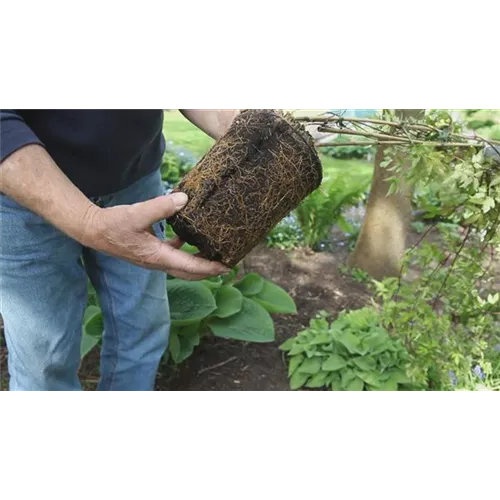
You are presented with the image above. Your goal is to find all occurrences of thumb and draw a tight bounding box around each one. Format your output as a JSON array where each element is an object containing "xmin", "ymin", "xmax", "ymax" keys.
[{"xmin": 132, "ymin": 192, "xmax": 188, "ymax": 227}]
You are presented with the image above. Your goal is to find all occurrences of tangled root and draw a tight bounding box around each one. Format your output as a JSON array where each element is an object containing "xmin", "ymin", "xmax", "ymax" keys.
[{"xmin": 167, "ymin": 109, "xmax": 323, "ymax": 267}]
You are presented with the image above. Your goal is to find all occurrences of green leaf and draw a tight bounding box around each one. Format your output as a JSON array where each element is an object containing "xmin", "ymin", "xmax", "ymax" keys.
[
  {"xmin": 335, "ymin": 331, "xmax": 362, "ymax": 355},
  {"xmin": 341, "ymin": 369, "xmax": 357, "ymax": 389},
  {"xmin": 330, "ymin": 375, "xmax": 342, "ymax": 391},
  {"xmin": 82, "ymin": 306, "xmax": 104, "ymax": 338},
  {"xmin": 298, "ymin": 357, "xmax": 323, "ymax": 375},
  {"xmin": 169, "ymin": 330, "xmax": 181, "ymax": 362},
  {"xmin": 482, "ymin": 196, "xmax": 495, "ymax": 214},
  {"xmin": 80, "ymin": 333, "xmax": 100, "ymax": 359},
  {"xmin": 174, "ymin": 325, "xmax": 201, "ymax": 364},
  {"xmin": 288, "ymin": 343, "xmax": 307, "ymax": 355},
  {"xmin": 252, "ymin": 280, "xmax": 297, "ymax": 314},
  {"xmin": 168, "ymin": 279, "xmax": 217, "ymax": 326},
  {"xmin": 383, "ymin": 370, "xmax": 411, "ymax": 385},
  {"xmin": 322, "ymin": 354, "xmax": 348, "ymax": 372},
  {"xmin": 213, "ymin": 285, "xmax": 243, "ymax": 318},
  {"xmin": 288, "ymin": 355, "xmax": 304, "ymax": 377},
  {"xmin": 356, "ymin": 371, "xmax": 381, "ymax": 388},
  {"xmin": 208, "ymin": 297, "xmax": 275, "ymax": 343},
  {"xmin": 83, "ymin": 305, "xmax": 101, "ymax": 324},
  {"xmin": 234, "ymin": 273, "xmax": 264, "ymax": 296},
  {"xmin": 346, "ymin": 377, "xmax": 365, "ymax": 391},
  {"xmin": 352, "ymin": 356, "xmax": 377, "ymax": 372},
  {"xmin": 201, "ymin": 276, "xmax": 223, "ymax": 291},
  {"xmin": 306, "ymin": 371, "xmax": 329, "ymax": 388},
  {"xmin": 290, "ymin": 371, "xmax": 309, "ymax": 390},
  {"xmin": 310, "ymin": 332, "xmax": 332, "ymax": 345},
  {"xmin": 280, "ymin": 338, "xmax": 296, "ymax": 352},
  {"xmin": 371, "ymin": 379, "xmax": 398, "ymax": 391},
  {"xmin": 81, "ymin": 306, "xmax": 104, "ymax": 358},
  {"xmin": 222, "ymin": 266, "xmax": 239, "ymax": 284}
]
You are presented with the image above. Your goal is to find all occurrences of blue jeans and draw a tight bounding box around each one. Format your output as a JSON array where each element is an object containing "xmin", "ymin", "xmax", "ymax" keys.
[{"xmin": 0, "ymin": 169, "xmax": 170, "ymax": 391}]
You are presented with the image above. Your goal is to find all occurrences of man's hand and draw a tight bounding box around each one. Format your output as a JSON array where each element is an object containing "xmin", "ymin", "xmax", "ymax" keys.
[
  {"xmin": 0, "ymin": 144, "xmax": 229, "ymax": 280},
  {"xmin": 179, "ymin": 109, "xmax": 240, "ymax": 140},
  {"xmin": 84, "ymin": 192, "xmax": 229, "ymax": 280}
]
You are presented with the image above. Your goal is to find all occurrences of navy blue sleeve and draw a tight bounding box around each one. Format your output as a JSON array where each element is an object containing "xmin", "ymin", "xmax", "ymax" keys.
[{"xmin": 0, "ymin": 110, "xmax": 45, "ymax": 163}]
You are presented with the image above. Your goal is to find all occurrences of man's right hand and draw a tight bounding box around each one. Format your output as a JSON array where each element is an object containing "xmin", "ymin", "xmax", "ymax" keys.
[{"xmin": 82, "ymin": 192, "xmax": 229, "ymax": 281}]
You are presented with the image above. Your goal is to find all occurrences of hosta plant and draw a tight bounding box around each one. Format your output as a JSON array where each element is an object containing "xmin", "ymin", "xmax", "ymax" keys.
[
  {"xmin": 81, "ymin": 267, "xmax": 297, "ymax": 365},
  {"xmin": 280, "ymin": 308, "xmax": 413, "ymax": 391}
]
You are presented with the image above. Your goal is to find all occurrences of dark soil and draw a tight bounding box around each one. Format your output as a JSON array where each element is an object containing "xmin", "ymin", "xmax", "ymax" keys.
[
  {"xmin": 0, "ymin": 244, "xmax": 371, "ymax": 391},
  {"xmin": 155, "ymin": 245, "xmax": 370, "ymax": 391}
]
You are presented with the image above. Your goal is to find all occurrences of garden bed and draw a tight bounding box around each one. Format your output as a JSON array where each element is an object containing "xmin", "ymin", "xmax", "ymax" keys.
[
  {"xmin": 0, "ymin": 244, "xmax": 370, "ymax": 392},
  {"xmin": 75, "ymin": 244, "xmax": 371, "ymax": 391}
]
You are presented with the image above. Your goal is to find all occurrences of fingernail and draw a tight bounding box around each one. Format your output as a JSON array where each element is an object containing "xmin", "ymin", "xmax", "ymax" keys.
[{"xmin": 170, "ymin": 192, "xmax": 188, "ymax": 209}]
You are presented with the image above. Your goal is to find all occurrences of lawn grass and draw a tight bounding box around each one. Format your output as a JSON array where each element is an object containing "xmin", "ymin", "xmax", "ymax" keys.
[
  {"xmin": 162, "ymin": 110, "xmax": 215, "ymax": 156},
  {"xmin": 162, "ymin": 110, "xmax": 373, "ymax": 185}
]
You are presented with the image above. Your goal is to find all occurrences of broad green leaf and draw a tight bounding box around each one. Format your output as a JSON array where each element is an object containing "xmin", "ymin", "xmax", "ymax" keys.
[
  {"xmin": 280, "ymin": 338, "xmax": 296, "ymax": 352},
  {"xmin": 352, "ymin": 356, "xmax": 377, "ymax": 372},
  {"xmin": 82, "ymin": 307, "xmax": 104, "ymax": 339},
  {"xmin": 371, "ymin": 379, "xmax": 398, "ymax": 391},
  {"xmin": 305, "ymin": 347, "xmax": 318, "ymax": 358},
  {"xmin": 222, "ymin": 266, "xmax": 239, "ymax": 284},
  {"xmin": 234, "ymin": 273, "xmax": 264, "ymax": 296},
  {"xmin": 174, "ymin": 325, "xmax": 201, "ymax": 364},
  {"xmin": 346, "ymin": 377, "xmax": 364, "ymax": 391},
  {"xmin": 330, "ymin": 375, "xmax": 342, "ymax": 391},
  {"xmin": 169, "ymin": 330, "xmax": 181, "ymax": 362},
  {"xmin": 341, "ymin": 369, "xmax": 357, "ymax": 389},
  {"xmin": 252, "ymin": 280, "xmax": 297, "ymax": 314},
  {"xmin": 306, "ymin": 371, "xmax": 329, "ymax": 388},
  {"xmin": 356, "ymin": 371, "xmax": 381, "ymax": 388},
  {"xmin": 213, "ymin": 285, "xmax": 243, "ymax": 318},
  {"xmin": 168, "ymin": 279, "xmax": 217, "ymax": 325},
  {"xmin": 80, "ymin": 333, "xmax": 100, "ymax": 359},
  {"xmin": 288, "ymin": 355, "xmax": 304, "ymax": 377},
  {"xmin": 290, "ymin": 371, "xmax": 309, "ymax": 390},
  {"xmin": 288, "ymin": 343, "xmax": 307, "ymax": 356},
  {"xmin": 383, "ymin": 370, "xmax": 411, "ymax": 385},
  {"xmin": 322, "ymin": 354, "xmax": 348, "ymax": 372},
  {"xmin": 83, "ymin": 305, "xmax": 101, "ymax": 323},
  {"xmin": 310, "ymin": 332, "xmax": 332, "ymax": 345},
  {"xmin": 208, "ymin": 297, "xmax": 274, "ymax": 343},
  {"xmin": 201, "ymin": 276, "xmax": 223, "ymax": 291},
  {"xmin": 335, "ymin": 331, "xmax": 362, "ymax": 355},
  {"xmin": 298, "ymin": 357, "xmax": 323, "ymax": 375}
]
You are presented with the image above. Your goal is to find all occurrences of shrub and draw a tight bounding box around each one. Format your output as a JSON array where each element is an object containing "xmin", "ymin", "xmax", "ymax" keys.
[{"xmin": 280, "ymin": 308, "xmax": 413, "ymax": 391}]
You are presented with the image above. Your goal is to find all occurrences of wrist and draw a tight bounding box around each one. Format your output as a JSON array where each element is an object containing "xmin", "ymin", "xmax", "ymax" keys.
[{"xmin": 79, "ymin": 203, "xmax": 104, "ymax": 248}]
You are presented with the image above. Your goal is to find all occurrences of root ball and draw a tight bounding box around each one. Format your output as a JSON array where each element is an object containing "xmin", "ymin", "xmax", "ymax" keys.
[{"xmin": 168, "ymin": 109, "xmax": 323, "ymax": 267}]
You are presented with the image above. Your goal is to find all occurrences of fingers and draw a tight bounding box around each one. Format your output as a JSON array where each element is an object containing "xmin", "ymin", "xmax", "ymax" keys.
[
  {"xmin": 132, "ymin": 192, "xmax": 188, "ymax": 227},
  {"xmin": 167, "ymin": 270, "xmax": 212, "ymax": 281},
  {"xmin": 158, "ymin": 245, "xmax": 229, "ymax": 278}
]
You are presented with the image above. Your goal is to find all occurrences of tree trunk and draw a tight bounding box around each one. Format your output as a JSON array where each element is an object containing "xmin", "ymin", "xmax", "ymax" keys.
[{"xmin": 347, "ymin": 109, "xmax": 425, "ymax": 280}]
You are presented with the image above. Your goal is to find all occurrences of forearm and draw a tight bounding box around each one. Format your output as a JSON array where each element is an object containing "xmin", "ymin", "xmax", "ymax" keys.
[
  {"xmin": 179, "ymin": 109, "xmax": 240, "ymax": 140},
  {"xmin": 0, "ymin": 144, "xmax": 98, "ymax": 245}
]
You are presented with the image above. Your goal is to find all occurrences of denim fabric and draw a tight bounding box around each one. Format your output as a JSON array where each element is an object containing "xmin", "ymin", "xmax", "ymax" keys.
[{"xmin": 0, "ymin": 169, "xmax": 170, "ymax": 391}]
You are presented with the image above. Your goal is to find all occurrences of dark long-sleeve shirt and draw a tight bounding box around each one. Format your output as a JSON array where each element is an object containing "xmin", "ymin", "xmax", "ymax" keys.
[{"xmin": 0, "ymin": 110, "xmax": 165, "ymax": 197}]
